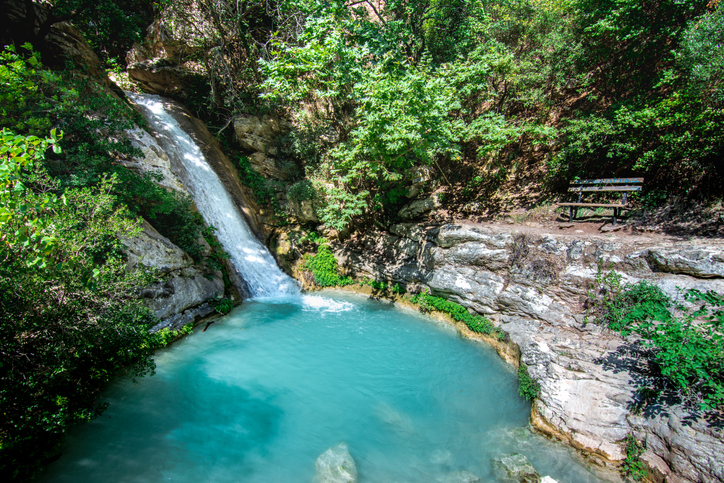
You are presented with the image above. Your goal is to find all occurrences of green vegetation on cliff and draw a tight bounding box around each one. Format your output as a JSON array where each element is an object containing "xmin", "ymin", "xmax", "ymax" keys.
[
  {"xmin": 0, "ymin": 44, "xmax": 208, "ymax": 479},
  {"xmin": 590, "ymin": 267, "xmax": 724, "ymax": 411}
]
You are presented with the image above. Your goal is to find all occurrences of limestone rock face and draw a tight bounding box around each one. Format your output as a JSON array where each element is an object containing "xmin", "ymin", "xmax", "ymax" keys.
[
  {"xmin": 125, "ymin": 1, "xmax": 211, "ymax": 96},
  {"xmin": 122, "ymin": 220, "xmax": 224, "ymax": 330},
  {"xmin": 315, "ymin": 443, "xmax": 358, "ymax": 483},
  {"xmin": 144, "ymin": 268, "xmax": 223, "ymax": 321},
  {"xmin": 127, "ymin": 59, "xmax": 203, "ymax": 97},
  {"xmin": 122, "ymin": 220, "xmax": 192, "ymax": 274},
  {"xmin": 247, "ymin": 151, "xmax": 298, "ymax": 181},
  {"xmin": 44, "ymin": 21, "xmax": 106, "ymax": 79},
  {"xmin": 646, "ymin": 247, "xmax": 724, "ymax": 278},
  {"xmin": 233, "ymin": 114, "xmax": 291, "ymax": 152},
  {"xmin": 123, "ymin": 127, "xmax": 190, "ymax": 194},
  {"xmin": 398, "ymin": 194, "xmax": 442, "ymax": 220},
  {"xmin": 331, "ymin": 223, "xmax": 724, "ymax": 483}
]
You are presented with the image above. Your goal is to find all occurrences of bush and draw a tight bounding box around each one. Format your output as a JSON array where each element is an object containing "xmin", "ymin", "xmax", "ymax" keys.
[
  {"xmin": 621, "ymin": 433, "xmax": 648, "ymax": 481},
  {"xmin": 148, "ymin": 324, "xmax": 194, "ymax": 349},
  {"xmin": 410, "ymin": 292, "xmax": 503, "ymax": 339},
  {"xmin": 213, "ymin": 297, "xmax": 234, "ymax": 315},
  {"xmin": 591, "ymin": 267, "xmax": 724, "ymax": 411},
  {"xmin": 302, "ymin": 245, "xmax": 353, "ymax": 287},
  {"xmin": 517, "ymin": 363, "xmax": 541, "ymax": 401}
]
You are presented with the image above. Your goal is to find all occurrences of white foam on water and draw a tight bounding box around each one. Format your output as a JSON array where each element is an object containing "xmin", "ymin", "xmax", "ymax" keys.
[{"xmin": 301, "ymin": 294, "xmax": 355, "ymax": 312}]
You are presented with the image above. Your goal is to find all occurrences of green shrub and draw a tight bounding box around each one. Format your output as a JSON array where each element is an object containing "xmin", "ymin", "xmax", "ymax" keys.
[
  {"xmin": 621, "ymin": 433, "xmax": 648, "ymax": 481},
  {"xmin": 288, "ymin": 179, "xmax": 316, "ymax": 202},
  {"xmin": 212, "ymin": 297, "xmax": 234, "ymax": 315},
  {"xmin": 149, "ymin": 324, "xmax": 194, "ymax": 349},
  {"xmin": 517, "ymin": 363, "xmax": 541, "ymax": 401},
  {"xmin": 302, "ymin": 245, "xmax": 353, "ymax": 287},
  {"xmin": 591, "ymin": 267, "xmax": 724, "ymax": 410},
  {"xmin": 410, "ymin": 292, "xmax": 503, "ymax": 339},
  {"xmin": 233, "ymin": 155, "xmax": 275, "ymax": 205}
]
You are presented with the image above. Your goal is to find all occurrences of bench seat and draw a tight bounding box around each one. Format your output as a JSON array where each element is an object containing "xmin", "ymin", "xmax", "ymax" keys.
[
  {"xmin": 558, "ymin": 203, "xmax": 626, "ymax": 208},
  {"xmin": 560, "ymin": 177, "xmax": 643, "ymax": 225}
]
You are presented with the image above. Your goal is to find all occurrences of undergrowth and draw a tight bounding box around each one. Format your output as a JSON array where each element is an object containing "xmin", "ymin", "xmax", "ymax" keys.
[
  {"xmin": 410, "ymin": 292, "xmax": 503, "ymax": 340},
  {"xmin": 517, "ymin": 363, "xmax": 541, "ymax": 401},
  {"xmin": 621, "ymin": 434, "xmax": 648, "ymax": 481},
  {"xmin": 590, "ymin": 265, "xmax": 724, "ymax": 411},
  {"xmin": 302, "ymin": 245, "xmax": 353, "ymax": 287},
  {"xmin": 148, "ymin": 323, "xmax": 193, "ymax": 349}
]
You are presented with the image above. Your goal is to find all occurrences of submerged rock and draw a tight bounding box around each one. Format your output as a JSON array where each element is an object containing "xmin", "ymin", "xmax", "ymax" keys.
[
  {"xmin": 315, "ymin": 443, "xmax": 358, "ymax": 483},
  {"xmin": 491, "ymin": 453, "xmax": 540, "ymax": 483}
]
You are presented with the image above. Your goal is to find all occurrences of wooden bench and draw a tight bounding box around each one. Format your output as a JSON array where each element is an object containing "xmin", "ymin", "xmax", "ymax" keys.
[{"xmin": 559, "ymin": 178, "xmax": 643, "ymax": 225}]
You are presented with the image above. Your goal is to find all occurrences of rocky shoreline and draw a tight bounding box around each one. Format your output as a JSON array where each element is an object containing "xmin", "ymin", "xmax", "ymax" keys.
[{"xmin": 285, "ymin": 223, "xmax": 724, "ymax": 483}]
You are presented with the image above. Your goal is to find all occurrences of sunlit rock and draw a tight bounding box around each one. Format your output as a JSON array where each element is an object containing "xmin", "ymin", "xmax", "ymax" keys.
[
  {"xmin": 492, "ymin": 453, "xmax": 540, "ymax": 483},
  {"xmin": 315, "ymin": 443, "xmax": 358, "ymax": 483}
]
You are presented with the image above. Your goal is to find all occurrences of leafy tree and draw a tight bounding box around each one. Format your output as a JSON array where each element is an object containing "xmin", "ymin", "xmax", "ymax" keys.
[{"xmin": 0, "ymin": 131, "xmax": 158, "ymax": 480}]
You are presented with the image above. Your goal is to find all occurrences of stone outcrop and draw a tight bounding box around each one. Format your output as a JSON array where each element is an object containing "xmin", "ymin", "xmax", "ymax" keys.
[
  {"xmin": 123, "ymin": 127, "xmax": 190, "ymax": 194},
  {"xmin": 125, "ymin": 0, "xmax": 210, "ymax": 97},
  {"xmin": 232, "ymin": 114, "xmax": 298, "ymax": 181},
  {"xmin": 127, "ymin": 59, "xmax": 203, "ymax": 98},
  {"xmin": 315, "ymin": 443, "xmax": 358, "ymax": 483},
  {"xmin": 122, "ymin": 220, "xmax": 224, "ymax": 331},
  {"xmin": 492, "ymin": 453, "xmax": 541, "ymax": 483},
  {"xmin": 398, "ymin": 194, "xmax": 443, "ymax": 220},
  {"xmin": 328, "ymin": 223, "xmax": 724, "ymax": 483}
]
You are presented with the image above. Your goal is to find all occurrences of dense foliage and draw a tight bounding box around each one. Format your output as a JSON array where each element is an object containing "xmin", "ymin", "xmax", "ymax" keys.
[
  {"xmin": 0, "ymin": 45, "xmax": 208, "ymax": 479},
  {"xmin": 247, "ymin": 0, "xmax": 722, "ymax": 228},
  {"xmin": 302, "ymin": 244, "xmax": 353, "ymax": 287},
  {"xmin": 0, "ymin": 44, "xmax": 207, "ymax": 261},
  {"xmin": 517, "ymin": 363, "xmax": 541, "ymax": 401},
  {"xmin": 0, "ymin": 131, "xmax": 158, "ymax": 479},
  {"xmin": 590, "ymin": 268, "xmax": 724, "ymax": 411},
  {"xmin": 411, "ymin": 292, "xmax": 501, "ymax": 338}
]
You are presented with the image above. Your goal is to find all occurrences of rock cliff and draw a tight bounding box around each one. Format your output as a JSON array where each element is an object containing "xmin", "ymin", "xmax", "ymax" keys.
[
  {"xmin": 321, "ymin": 222, "xmax": 724, "ymax": 483},
  {"xmin": 122, "ymin": 220, "xmax": 224, "ymax": 331}
]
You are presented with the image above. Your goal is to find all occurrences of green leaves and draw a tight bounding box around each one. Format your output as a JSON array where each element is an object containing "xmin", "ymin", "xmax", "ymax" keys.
[
  {"xmin": 517, "ymin": 363, "xmax": 541, "ymax": 401},
  {"xmin": 591, "ymin": 269, "xmax": 724, "ymax": 411},
  {"xmin": 302, "ymin": 244, "xmax": 352, "ymax": 287},
  {"xmin": 411, "ymin": 292, "xmax": 502, "ymax": 338}
]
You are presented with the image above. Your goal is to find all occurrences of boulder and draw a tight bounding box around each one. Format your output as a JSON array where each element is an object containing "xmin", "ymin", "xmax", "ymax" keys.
[
  {"xmin": 233, "ymin": 113, "xmax": 291, "ymax": 153},
  {"xmin": 491, "ymin": 453, "xmax": 540, "ymax": 483},
  {"xmin": 398, "ymin": 194, "xmax": 442, "ymax": 220},
  {"xmin": 315, "ymin": 443, "xmax": 358, "ymax": 483},
  {"xmin": 646, "ymin": 247, "xmax": 724, "ymax": 278}
]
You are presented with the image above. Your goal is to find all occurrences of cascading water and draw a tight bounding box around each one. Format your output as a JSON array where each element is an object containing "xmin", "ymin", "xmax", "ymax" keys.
[{"xmin": 128, "ymin": 93, "xmax": 299, "ymax": 298}]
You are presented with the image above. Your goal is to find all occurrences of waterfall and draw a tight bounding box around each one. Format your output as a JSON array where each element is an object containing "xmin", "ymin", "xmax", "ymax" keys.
[{"xmin": 128, "ymin": 93, "xmax": 299, "ymax": 298}]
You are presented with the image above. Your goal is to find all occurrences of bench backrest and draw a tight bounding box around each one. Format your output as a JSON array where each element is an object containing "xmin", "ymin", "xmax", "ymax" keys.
[{"xmin": 568, "ymin": 178, "xmax": 643, "ymax": 193}]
